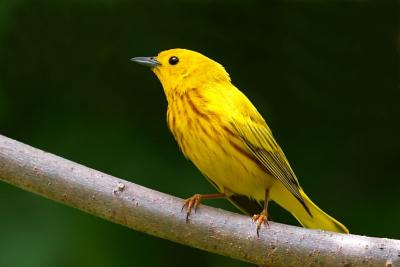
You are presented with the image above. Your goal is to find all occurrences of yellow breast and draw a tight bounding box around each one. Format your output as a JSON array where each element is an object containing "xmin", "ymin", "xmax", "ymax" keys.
[{"xmin": 166, "ymin": 89, "xmax": 273, "ymax": 200}]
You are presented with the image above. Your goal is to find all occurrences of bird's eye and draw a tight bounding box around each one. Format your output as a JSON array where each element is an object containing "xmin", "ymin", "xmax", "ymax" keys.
[{"xmin": 169, "ymin": 56, "xmax": 179, "ymax": 65}]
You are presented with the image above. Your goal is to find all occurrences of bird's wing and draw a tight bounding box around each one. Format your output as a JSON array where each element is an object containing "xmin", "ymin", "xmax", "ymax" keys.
[{"xmin": 230, "ymin": 113, "xmax": 310, "ymax": 214}]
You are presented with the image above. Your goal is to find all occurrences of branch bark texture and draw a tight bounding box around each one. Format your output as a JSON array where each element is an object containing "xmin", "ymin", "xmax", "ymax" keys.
[{"xmin": 0, "ymin": 134, "xmax": 399, "ymax": 266}]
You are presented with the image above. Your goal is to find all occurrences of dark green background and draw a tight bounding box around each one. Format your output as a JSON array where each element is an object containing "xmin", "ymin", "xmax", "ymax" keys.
[{"xmin": 0, "ymin": 0, "xmax": 398, "ymax": 266}]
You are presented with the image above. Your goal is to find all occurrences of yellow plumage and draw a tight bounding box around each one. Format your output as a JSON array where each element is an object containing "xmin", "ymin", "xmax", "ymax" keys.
[{"xmin": 132, "ymin": 49, "xmax": 349, "ymax": 234}]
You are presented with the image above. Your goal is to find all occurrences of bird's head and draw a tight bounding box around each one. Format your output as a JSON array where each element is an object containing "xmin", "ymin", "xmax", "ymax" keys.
[{"xmin": 131, "ymin": 49, "xmax": 230, "ymax": 100}]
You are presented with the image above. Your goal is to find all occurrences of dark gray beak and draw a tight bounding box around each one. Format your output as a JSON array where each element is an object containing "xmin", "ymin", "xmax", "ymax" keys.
[{"xmin": 130, "ymin": 57, "xmax": 160, "ymax": 67}]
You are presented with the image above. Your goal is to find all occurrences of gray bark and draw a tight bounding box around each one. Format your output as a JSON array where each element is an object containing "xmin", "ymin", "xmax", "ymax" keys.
[{"xmin": 0, "ymin": 134, "xmax": 399, "ymax": 266}]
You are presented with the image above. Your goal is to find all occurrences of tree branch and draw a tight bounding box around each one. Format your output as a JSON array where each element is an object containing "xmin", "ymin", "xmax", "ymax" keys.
[{"xmin": 0, "ymin": 134, "xmax": 399, "ymax": 266}]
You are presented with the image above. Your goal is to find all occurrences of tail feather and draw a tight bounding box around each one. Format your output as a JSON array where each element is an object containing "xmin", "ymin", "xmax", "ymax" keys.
[
  {"xmin": 270, "ymin": 183, "xmax": 349, "ymax": 233},
  {"xmin": 294, "ymin": 190, "xmax": 349, "ymax": 233}
]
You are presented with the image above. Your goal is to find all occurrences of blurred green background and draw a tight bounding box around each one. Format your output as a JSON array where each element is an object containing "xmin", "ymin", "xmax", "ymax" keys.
[{"xmin": 0, "ymin": 0, "xmax": 398, "ymax": 266}]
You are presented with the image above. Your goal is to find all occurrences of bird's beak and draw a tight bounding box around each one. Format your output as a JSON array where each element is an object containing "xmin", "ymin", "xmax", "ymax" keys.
[{"xmin": 130, "ymin": 56, "xmax": 160, "ymax": 67}]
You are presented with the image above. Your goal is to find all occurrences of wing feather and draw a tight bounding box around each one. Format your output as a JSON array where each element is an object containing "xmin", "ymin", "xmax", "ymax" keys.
[{"xmin": 231, "ymin": 116, "xmax": 311, "ymax": 215}]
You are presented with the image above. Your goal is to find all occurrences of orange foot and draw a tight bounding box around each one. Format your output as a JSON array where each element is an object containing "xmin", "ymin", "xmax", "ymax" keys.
[
  {"xmin": 252, "ymin": 213, "xmax": 269, "ymax": 237},
  {"xmin": 182, "ymin": 194, "xmax": 202, "ymax": 223}
]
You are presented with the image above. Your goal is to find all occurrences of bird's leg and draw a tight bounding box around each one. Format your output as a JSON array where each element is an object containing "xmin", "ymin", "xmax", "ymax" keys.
[
  {"xmin": 252, "ymin": 189, "xmax": 270, "ymax": 237},
  {"xmin": 182, "ymin": 193, "xmax": 226, "ymax": 222}
]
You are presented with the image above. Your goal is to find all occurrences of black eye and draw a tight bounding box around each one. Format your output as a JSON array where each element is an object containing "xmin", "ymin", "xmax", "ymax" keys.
[{"xmin": 169, "ymin": 56, "xmax": 179, "ymax": 65}]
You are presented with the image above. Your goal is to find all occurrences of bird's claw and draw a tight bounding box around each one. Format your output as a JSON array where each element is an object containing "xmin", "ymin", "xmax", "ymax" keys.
[
  {"xmin": 252, "ymin": 213, "xmax": 269, "ymax": 237},
  {"xmin": 182, "ymin": 194, "xmax": 202, "ymax": 223}
]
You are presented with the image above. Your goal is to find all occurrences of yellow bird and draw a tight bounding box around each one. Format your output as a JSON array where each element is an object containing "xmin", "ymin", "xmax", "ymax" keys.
[{"xmin": 131, "ymin": 49, "xmax": 349, "ymax": 235}]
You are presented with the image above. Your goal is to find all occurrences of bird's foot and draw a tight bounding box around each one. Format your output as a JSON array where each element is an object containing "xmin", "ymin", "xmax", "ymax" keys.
[
  {"xmin": 182, "ymin": 194, "xmax": 202, "ymax": 223},
  {"xmin": 252, "ymin": 212, "xmax": 269, "ymax": 237}
]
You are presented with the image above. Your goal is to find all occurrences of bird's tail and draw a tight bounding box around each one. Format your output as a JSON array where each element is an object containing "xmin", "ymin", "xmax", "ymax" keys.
[
  {"xmin": 271, "ymin": 184, "xmax": 349, "ymax": 233},
  {"xmin": 294, "ymin": 190, "xmax": 349, "ymax": 233}
]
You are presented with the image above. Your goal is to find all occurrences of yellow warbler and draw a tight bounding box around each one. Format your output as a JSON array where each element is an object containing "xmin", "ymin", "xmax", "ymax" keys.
[{"xmin": 131, "ymin": 49, "xmax": 349, "ymax": 234}]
